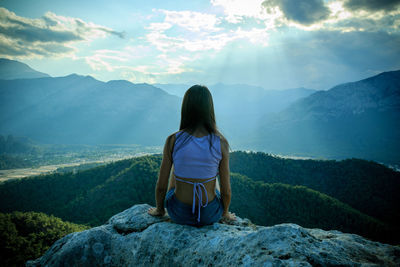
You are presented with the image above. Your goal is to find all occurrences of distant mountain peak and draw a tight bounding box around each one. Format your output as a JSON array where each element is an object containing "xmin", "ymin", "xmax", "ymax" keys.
[
  {"xmin": 252, "ymin": 69, "xmax": 400, "ymax": 165},
  {"xmin": 374, "ymin": 69, "xmax": 400, "ymax": 77},
  {"xmin": 287, "ymin": 69, "xmax": 400, "ymax": 116},
  {"xmin": 0, "ymin": 58, "xmax": 50, "ymax": 80}
]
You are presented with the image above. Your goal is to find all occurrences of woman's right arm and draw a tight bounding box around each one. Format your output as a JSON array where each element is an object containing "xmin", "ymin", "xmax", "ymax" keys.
[{"xmin": 219, "ymin": 136, "xmax": 236, "ymax": 221}]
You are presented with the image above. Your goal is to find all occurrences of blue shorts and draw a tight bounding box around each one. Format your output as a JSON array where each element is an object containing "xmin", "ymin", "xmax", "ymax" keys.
[{"xmin": 165, "ymin": 188, "xmax": 224, "ymax": 226}]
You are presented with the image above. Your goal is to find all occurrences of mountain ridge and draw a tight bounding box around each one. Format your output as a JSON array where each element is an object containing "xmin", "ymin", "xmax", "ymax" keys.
[
  {"xmin": 0, "ymin": 58, "xmax": 50, "ymax": 80},
  {"xmin": 0, "ymin": 74, "xmax": 181, "ymax": 145},
  {"xmin": 246, "ymin": 69, "xmax": 400, "ymax": 164},
  {"xmin": 1, "ymin": 58, "xmax": 399, "ymax": 165},
  {"xmin": 290, "ymin": 69, "xmax": 400, "ymax": 117}
]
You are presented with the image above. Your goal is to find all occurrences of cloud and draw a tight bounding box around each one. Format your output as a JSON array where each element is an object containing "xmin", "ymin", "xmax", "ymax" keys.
[
  {"xmin": 160, "ymin": 10, "xmax": 221, "ymax": 32},
  {"xmin": 211, "ymin": 0, "xmax": 268, "ymax": 23},
  {"xmin": 0, "ymin": 23, "xmax": 83, "ymax": 43},
  {"xmin": 311, "ymin": 0, "xmax": 400, "ymax": 33},
  {"xmin": 211, "ymin": 0, "xmax": 400, "ymax": 32},
  {"xmin": 0, "ymin": 7, "xmax": 124, "ymax": 58},
  {"xmin": 326, "ymin": 12, "xmax": 400, "ymax": 32},
  {"xmin": 145, "ymin": 9, "xmax": 269, "ymax": 53},
  {"xmin": 146, "ymin": 26, "xmax": 269, "ymax": 52},
  {"xmin": 84, "ymin": 46, "xmax": 152, "ymax": 71},
  {"xmin": 83, "ymin": 44, "xmax": 195, "ymax": 82},
  {"xmin": 343, "ymin": 0, "xmax": 400, "ymax": 12},
  {"xmin": 0, "ymin": 34, "xmax": 77, "ymax": 57},
  {"xmin": 262, "ymin": 0, "xmax": 330, "ymax": 25}
]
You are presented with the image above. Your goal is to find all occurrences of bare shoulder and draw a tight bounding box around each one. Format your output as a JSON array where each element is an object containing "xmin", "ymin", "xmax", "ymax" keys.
[
  {"xmin": 163, "ymin": 132, "xmax": 178, "ymax": 161},
  {"xmin": 167, "ymin": 131, "xmax": 178, "ymax": 141},
  {"xmin": 216, "ymin": 132, "xmax": 229, "ymax": 155},
  {"xmin": 165, "ymin": 131, "xmax": 178, "ymax": 149}
]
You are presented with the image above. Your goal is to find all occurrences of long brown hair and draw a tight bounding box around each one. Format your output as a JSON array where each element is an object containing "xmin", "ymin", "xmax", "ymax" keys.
[
  {"xmin": 179, "ymin": 85, "xmax": 217, "ymax": 134},
  {"xmin": 174, "ymin": 85, "xmax": 228, "ymax": 157}
]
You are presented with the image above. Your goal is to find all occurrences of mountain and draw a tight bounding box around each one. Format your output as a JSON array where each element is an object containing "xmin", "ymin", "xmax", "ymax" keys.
[
  {"xmin": 0, "ymin": 74, "xmax": 181, "ymax": 145},
  {"xmin": 0, "ymin": 58, "xmax": 50, "ymax": 79},
  {"xmin": 26, "ymin": 204, "xmax": 400, "ymax": 266},
  {"xmin": 0, "ymin": 60, "xmax": 315, "ymax": 147},
  {"xmin": 246, "ymin": 70, "xmax": 400, "ymax": 165},
  {"xmin": 1, "ymin": 153, "xmax": 398, "ymax": 244},
  {"xmin": 155, "ymin": 83, "xmax": 316, "ymax": 141},
  {"xmin": 0, "ymin": 134, "xmax": 38, "ymax": 154},
  {"xmin": 1, "ymin": 58, "xmax": 399, "ymax": 165},
  {"xmin": 154, "ymin": 83, "xmax": 315, "ymax": 100},
  {"xmin": 152, "ymin": 83, "xmax": 190, "ymax": 96}
]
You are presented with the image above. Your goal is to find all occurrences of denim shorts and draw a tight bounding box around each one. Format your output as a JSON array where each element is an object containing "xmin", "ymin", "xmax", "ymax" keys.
[{"xmin": 165, "ymin": 188, "xmax": 224, "ymax": 226}]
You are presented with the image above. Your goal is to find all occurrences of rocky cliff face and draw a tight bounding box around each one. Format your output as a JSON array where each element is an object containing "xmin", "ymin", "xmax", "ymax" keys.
[{"xmin": 26, "ymin": 204, "xmax": 400, "ymax": 266}]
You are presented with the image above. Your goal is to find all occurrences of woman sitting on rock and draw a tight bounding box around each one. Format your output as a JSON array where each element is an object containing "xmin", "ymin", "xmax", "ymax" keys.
[{"xmin": 148, "ymin": 85, "xmax": 236, "ymax": 226}]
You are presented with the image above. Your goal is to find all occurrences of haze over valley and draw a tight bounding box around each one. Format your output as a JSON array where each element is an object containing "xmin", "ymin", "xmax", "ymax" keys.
[{"xmin": 1, "ymin": 58, "xmax": 399, "ymax": 171}]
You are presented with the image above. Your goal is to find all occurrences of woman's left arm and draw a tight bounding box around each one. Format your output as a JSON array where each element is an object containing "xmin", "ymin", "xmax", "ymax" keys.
[{"xmin": 148, "ymin": 134, "xmax": 174, "ymax": 216}]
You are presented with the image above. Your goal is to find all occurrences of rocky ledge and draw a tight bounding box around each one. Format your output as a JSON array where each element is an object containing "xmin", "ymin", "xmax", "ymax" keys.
[{"xmin": 26, "ymin": 204, "xmax": 400, "ymax": 266}]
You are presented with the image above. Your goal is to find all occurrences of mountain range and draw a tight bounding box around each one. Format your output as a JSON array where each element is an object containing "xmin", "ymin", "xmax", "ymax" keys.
[
  {"xmin": 0, "ymin": 58, "xmax": 315, "ymax": 145},
  {"xmin": 155, "ymin": 83, "xmax": 316, "ymax": 140},
  {"xmin": 0, "ymin": 58, "xmax": 399, "ymax": 164},
  {"xmin": 0, "ymin": 71, "xmax": 180, "ymax": 145},
  {"xmin": 246, "ymin": 70, "xmax": 400, "ymax": 165}
]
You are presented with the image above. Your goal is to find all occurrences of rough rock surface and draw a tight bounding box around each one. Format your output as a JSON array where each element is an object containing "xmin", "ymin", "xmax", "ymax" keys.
[{"xmin": 26, "ymin": 204, "xmax": 400, "ymax": 266}]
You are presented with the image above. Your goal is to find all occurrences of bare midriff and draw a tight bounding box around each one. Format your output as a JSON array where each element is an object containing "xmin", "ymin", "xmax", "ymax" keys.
[{"xmin": 174, "ymin": 174, "xmax": 216, "ymax": 206}]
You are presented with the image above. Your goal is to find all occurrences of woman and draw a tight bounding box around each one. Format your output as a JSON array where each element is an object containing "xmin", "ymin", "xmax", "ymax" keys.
[{"xmin": 148, "ymin": 85, "xmax": 236, "ymax": 226}]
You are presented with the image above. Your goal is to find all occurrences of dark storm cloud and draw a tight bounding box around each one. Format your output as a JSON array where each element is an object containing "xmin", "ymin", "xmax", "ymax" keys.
[
  {"xmin": 263, "ymin": 0, "xmax": 330, "ymax": 25},
  {"xmin": 344, "ymin": 0, "xmax": 400, "ymax": 12}
]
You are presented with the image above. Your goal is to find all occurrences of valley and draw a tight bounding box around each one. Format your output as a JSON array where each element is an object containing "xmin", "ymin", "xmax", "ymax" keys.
[{"xmin": 0, "ymin": 142, "xmax": 162, "ymax": 181}]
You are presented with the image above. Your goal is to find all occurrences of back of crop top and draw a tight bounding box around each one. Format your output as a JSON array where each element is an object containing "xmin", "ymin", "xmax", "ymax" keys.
[{"xmin": 172, "ymin": 130, "xmax": 222, "ymax": 179}]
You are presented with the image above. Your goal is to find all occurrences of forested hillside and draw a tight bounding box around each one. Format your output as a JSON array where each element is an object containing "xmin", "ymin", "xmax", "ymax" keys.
[
  {"xmin": 230, "ymin": 151, "xmax": 400, "ymax": 228},
  {"xmin": 229, "ymin": 173, "xmax": 392, "ymax": 243},
  {"xmin": 1, "ymin": 153, "xmax": 398, "ymax": 245},
  {"xmin": 0, "ymin": 211, "xmax": 89, "ymax": 267}
]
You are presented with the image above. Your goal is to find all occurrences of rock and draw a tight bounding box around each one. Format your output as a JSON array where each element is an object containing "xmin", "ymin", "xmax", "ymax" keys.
[{"xmin": 26, "ymin": 204, "xmax": 400, "ymax": 267}]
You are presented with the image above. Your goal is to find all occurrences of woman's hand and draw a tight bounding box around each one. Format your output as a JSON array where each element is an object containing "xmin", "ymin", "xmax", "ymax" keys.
[
  {"xmin": 147, "ymin": 207, "xmax": 166, "ymax": 217},
  {"xmin": 221, "ymin": 211, "xmax": 236, "ymax": 223}
]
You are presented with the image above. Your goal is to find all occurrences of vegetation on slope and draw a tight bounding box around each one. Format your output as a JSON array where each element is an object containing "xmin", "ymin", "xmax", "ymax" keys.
[
  {"xmin": 0, "ymin": 211, "xmax": 89, "ymax": 267},
  {"xmin": 1, "ymin": 153, "xmax": 398, "ymax": 244},
  {"xmin": 229, "ymin": 173, "xmax": 394, "ymax": 244},
  {"xmin": 230, "ymin": 151, "xmax": 400, "ymax": 227}
]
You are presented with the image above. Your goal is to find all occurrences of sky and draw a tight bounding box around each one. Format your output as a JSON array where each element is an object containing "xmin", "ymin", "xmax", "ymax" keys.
[{"xmin": 0, "ymin": 0, "xmax": 399, "ymax": 90}]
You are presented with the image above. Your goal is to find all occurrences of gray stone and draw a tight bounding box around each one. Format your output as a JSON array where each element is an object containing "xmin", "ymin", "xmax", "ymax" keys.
[{"xmin": 26, "ymin": 204, "xmax": 400, "ymax": 267}]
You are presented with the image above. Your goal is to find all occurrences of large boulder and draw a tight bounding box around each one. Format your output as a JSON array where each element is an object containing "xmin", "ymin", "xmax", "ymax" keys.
[{"xmin": 26, "ymin": 204, "xmax": 400, "ymax": 266}]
